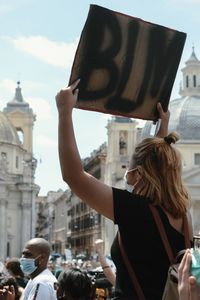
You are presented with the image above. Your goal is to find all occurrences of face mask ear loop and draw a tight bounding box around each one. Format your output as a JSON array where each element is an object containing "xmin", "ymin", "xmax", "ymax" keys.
[
  {"xmin": 136, "ymin": 165, "xmax": 142, "ymax": 181},
  {"xmin": 125, "ymin": 182, "xmax": 134, "ymax": 193},
  {"xmin": 35, "ymin": 255, "xmax": 42, "ymax": 266},
  {"xmin": 124, "ymin": 170, "xmax": 135, "ymax": 193},
  {"xmin": 124, "ymin": 167, "xmax": 142, "ymax": 193}
]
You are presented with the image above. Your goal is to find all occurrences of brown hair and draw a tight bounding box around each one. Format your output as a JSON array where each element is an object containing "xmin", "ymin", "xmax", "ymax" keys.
[
  {"xmin": 6, "ymin": 258, "xmax": 24, "ymax": 278},
  {"xmin": 132, "ymin": 132, "xmax": 190, "ymax": 218}
]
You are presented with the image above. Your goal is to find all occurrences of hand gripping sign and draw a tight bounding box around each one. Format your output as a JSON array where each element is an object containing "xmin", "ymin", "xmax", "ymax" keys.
[{"xmin": 69, "ymin": 5, "xmax": 186, "ymax": 121}]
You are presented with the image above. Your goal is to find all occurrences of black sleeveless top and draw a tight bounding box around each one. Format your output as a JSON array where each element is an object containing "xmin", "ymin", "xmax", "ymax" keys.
[{"xmin": 111, "ymin": 187, "xmax": 192, "ymax": 300}]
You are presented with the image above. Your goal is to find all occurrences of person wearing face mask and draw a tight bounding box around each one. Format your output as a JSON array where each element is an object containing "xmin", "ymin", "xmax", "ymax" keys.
[
  {"xmin": 56, "ymin": 80, "xmax": 193, "ymax": 300},
  {"xmin": 20, "ymin": 238, "xmax": 57, "ymax": 300}
]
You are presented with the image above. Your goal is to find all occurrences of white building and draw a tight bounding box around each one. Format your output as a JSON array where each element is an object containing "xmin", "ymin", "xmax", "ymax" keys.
[{"xmin": 0, "ymin": 82, "xmax": 39, "ymax": 260}]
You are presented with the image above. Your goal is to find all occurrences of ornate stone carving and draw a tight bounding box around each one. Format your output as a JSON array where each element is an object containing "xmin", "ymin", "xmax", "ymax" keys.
[{"xmin": 0, "ymin": 153, "xmax": 8, "ymax": 175}]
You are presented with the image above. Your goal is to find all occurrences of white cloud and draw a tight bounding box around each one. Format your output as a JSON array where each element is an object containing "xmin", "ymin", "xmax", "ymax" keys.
[
  {"xmin": 27, "ymin": 97, "xmax": 52, "ymax": 121},
  {"xmin": 22, "ymin": 81, "xmax": 46, "ymax": 91},
  {"xmin": 36, "ymin": 135, "xmax": 57, "ymax": 147},
  {"xmin": 0, "ymin": 0, "xmax": 32, "ymax": 13},
  {"xmin": 0, "ymin": 78, "xmax": 16, "ymax": 93},
  {"xmin": 10, "ymin": 35, "xmax": 78, "ymax": 69}
]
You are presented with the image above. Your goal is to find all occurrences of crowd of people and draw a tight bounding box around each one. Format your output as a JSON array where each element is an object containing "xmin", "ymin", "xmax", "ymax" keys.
[
  {"xmin": 1, "ymin": 78, "xmax": 200, "ymax": 300},
  {"xmin": 0, "ymin": 238, "xmax": 116, "ymax": 300},
  {"xmin": 0, "ymin": 237, "xmax": 199, "ymax": 300},
  {"xmin": 0, "ymin": 235, "xmax": 197, "ymax": 300}
]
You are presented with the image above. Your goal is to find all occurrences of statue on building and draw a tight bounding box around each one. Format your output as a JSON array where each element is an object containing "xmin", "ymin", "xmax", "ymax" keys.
[
  {"xmin": 119, "ymin": 132, "xmax": 127, "ymax": 155},
  {"xmin": 0, "ymin": 152, "xmax": 8, "ymax": 175}
]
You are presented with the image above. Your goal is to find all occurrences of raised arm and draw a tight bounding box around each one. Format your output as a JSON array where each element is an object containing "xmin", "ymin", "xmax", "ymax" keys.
[
  {"xmin": 156, "ymin": 102, "xmax": 170, "ymax": 138},
  {"xmin": 95, "ymin": 239, "xmax": 116, "ymax": 286},
  {"xmin": 55, "ymin": 80, "xmax": 113, "ymax": 220}
]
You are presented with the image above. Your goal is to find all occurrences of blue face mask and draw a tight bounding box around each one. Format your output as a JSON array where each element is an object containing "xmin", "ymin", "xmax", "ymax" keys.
[{"xmin": 20, "ymin": 256, "xmax": 40, "ymax": 275}]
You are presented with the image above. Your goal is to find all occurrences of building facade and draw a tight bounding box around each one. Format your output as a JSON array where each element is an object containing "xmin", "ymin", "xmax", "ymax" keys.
[
  {"xmin": 69, "ymin": 144, "xmax": 106, "ymax": 259},
  {"xmin": 0, "ymin": 82, "xmax": 39, "ymax": 260}
]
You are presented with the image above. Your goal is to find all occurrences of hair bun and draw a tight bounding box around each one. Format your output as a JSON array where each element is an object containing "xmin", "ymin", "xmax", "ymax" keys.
[{"xmin": 164, "ymin": 132, "xmax": 179, "ymax": 145}]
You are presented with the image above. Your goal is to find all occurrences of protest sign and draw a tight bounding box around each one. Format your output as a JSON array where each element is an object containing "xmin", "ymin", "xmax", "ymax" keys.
[{"xmin": 69, "ymin": 5, "xmax": 186, "ymax": 120}]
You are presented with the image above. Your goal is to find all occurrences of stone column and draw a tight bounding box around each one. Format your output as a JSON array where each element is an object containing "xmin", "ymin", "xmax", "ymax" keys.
[
  {"xmin": 20, "ymin": 184, "xmax": 39, "ymax": 248},
  {"xmin": 21, "ymin": 189, "xmax": 32, "ymax": 247},
  {"xmin": 0, "ymin": 198, "xmax": 7, "ymax": 259}
]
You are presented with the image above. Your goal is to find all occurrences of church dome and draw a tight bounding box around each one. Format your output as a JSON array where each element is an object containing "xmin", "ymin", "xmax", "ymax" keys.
[
  {"xmin": 168, "ymin": 96, "xmax": 200, "ymax": 140},
  {"xmin": 141, "ymin": 48, "xmax": 200, "ymax": 141},
  {"xmin": 0, "ymin": 111, "xmax": 21, "ymax": 145}
]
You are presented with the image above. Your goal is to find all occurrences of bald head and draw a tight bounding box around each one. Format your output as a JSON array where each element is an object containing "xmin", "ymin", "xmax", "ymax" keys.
[{"xmin": 25, "ymin": 238, "xmax": 51, "ymax": 256}]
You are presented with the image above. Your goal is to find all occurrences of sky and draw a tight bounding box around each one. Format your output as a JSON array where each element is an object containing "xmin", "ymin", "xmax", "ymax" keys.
[{"xmin": 0, "ymin": 0, "xmax": 200, "ymax": 195}]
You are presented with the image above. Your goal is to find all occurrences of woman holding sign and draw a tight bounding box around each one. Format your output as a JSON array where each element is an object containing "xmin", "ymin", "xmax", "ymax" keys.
[{"xmin": 56, "ymin": 79, "xmax": 193, "ymax": 300}]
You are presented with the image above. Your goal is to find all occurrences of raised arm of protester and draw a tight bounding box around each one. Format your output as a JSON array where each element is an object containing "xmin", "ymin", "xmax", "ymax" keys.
[
  {"xmin": 56, "ymin": 79, "xmax": 113, "ymax": 220},
  {"xmin": 95, "ymin": 239, "xmax": 116, "ymax": 286},
  {"xmin": 156, "ymin": 102, "xmax": 170, "ymax": 138}
]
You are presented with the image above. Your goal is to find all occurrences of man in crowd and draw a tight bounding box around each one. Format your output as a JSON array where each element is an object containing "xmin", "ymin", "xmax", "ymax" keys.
[{"xmin": 20, "ymin": 238, "xmax": 57, "ymax": 300}]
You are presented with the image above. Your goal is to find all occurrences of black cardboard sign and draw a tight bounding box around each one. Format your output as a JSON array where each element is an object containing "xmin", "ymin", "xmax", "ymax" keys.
[{"xmin": 69, "ymin": 5, "xmax": 186, "ymax": 120}]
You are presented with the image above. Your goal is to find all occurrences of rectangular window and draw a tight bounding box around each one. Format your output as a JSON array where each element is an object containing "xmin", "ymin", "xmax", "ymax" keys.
[
  {"xmin": 194, "ymin": 153, "xmax": 200, "ymax": 165},
  {"xmin": 186, "ymin": 76, "xmax": 189, "ymax": 88},
  {"xmin": 16, "ymin": 156, "xmax": 19, "ymax": 168},
  {"xmin": 76, "ymin": 203, "xmax": 80, "ymax": 213},
  {"xmin": 193, "ymin": 75, "xmax": 196, "ymax": 87}
]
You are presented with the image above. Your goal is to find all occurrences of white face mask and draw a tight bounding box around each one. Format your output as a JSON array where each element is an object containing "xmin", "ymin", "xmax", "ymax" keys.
[
  {"xmin": 124, "ymin": 181, "xmax": 135, "ymax": 193},
  {"xmin": 124, "ymin": 168, "xmax": 138, "ymax": 193}
]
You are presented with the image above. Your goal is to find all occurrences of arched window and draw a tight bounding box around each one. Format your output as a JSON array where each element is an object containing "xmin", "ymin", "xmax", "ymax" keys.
[
  {"xmin": 119, "ymin": 130, "xmax": 128, "ymax": 155},
  {"xmin": 17, "ymin": 128, "xmax": 24, "ymax": 144}
]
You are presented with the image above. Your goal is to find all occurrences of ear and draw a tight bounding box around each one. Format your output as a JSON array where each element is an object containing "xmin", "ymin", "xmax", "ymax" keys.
[
  {"xmin": 127, "ymin": 169, "xmax": 138, "ymax": 184},
  {"xmin": 136, "ymin": 166, "xmax": 143, "ymax": 179},
  {"xmin": 36, "ymin": 254, "xmax": 44, "ymax": 266},
  {"xmin": 136, "ymin": 171, "xmax": 141, "ymax": 181}
]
